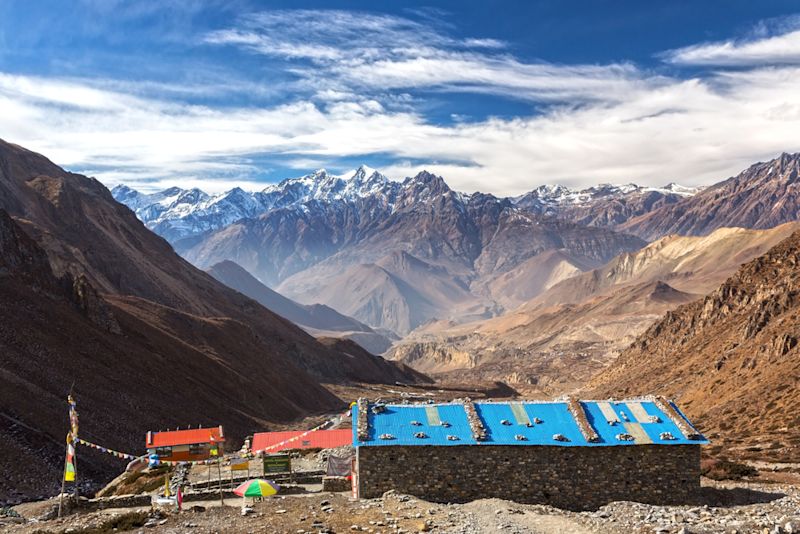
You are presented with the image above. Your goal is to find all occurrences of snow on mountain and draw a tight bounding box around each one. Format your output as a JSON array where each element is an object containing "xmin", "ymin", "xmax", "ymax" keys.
[
  {"xmin": 112, "ymin": 169, "xmax": 702, "ymax": 242},
  {"xmin": 514, "ymin": 182, "xmax": 700, "ymax": 209},
  {"xmin": 512, "ymin": 182, "xmax": 702, "ymax": 226},
  {"xmin": 112, "ymin": 166, "xmax": 402, "ymax": 241}
]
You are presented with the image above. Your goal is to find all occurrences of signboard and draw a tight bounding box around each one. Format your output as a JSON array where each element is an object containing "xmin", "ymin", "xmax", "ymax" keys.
[
  {"xmin": 263, "ymin": 454, "xmax": 292, "ymax": 474},
  {"xmin": 230, "ymin": 457, "xmax": 250, "ymax": 471}
]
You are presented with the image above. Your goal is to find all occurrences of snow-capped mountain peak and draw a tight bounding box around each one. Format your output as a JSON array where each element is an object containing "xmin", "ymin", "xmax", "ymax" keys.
[
  {"xmin": 659, "ymin": 183, "xmax": 702, "ymax": 196},
  {"xmin": 113, "ymin": 165, "xmax": 402, "ymax": 241},
  {"xmin": 112, "ymin": 168, "xmax": 702, "ymax": 244}
]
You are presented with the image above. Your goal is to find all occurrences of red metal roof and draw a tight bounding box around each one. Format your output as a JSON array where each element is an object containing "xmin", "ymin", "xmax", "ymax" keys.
[
  {"xmin": 146, "ymin": 426, "xmax": 225, "ymax": 448},
  {"xmin": 252, "ymin": 429, "xmax": 351, "ymax": 452}
]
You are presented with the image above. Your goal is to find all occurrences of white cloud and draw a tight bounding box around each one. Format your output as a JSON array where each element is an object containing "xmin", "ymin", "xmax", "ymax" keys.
[
  {"xmin": 664, "ymin": 19, "xmax": 800, "ymax": 66},
  {"xmin": 206, "ymin": 10, "xmax": 648, "ymax": 103},
  {"xmin": 330, "ymin": 55, "xmax": 654, "ymax": 103},
  {"xmin": 3, "ymin": 62, "xmax": 800, "ymax": 196},
  {"xmin": 2, "ymin": 10, "xmax": 800, "ymax": 197}
]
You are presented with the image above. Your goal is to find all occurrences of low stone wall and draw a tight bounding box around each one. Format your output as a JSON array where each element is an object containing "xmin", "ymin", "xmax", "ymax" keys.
[
  {"xmin": 357, "ymin": 444, "xmax": 701, "ymax": 511},
  {"xmin": 81, "ymin": 494, "xmax": 153, "ymax": 511},
  {"xmin": 322, "ymin": 476, "xmax": 351, "ymax": 492}
]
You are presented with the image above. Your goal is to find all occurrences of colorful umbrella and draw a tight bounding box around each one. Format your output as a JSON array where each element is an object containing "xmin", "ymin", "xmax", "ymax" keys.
[{"xmin": 234, "ymin": 479, "xmax": 279, "ymax": 498}]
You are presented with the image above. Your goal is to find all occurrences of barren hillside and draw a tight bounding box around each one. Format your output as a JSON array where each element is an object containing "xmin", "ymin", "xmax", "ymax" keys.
[{"xmin": 588, "ymin": 231, "xmax": 800, "ymax": 461}]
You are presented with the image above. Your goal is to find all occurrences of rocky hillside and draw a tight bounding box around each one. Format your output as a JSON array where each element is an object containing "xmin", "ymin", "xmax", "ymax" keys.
[
  {"xmin": 0, "ymin": 208, "xmax": 335, "ymax": 502},
  {"xmin": 588, "ymin": 230, "xmax": 800, "ymax": 461},
  {"xmin": 0, "ymin": 139, "xmax": 423, "ymax": 504},
  {"xmin": 391, "ymin": 280, "xmax": 698, "ymax": 396},
  {"xmin": 390, "ymin": 224, "xmax": 800, "ymax": 396},
  {"xmin": 534, "ymin": 223, "xmax": 800, "ymax": 307},
  {"xmin": 620, "ymin": 153, "xmax": 800, "ymax": 240}
]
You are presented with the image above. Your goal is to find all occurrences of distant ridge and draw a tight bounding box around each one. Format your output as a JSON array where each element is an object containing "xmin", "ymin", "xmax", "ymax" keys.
[
  {"xmin": 619, "ymin": 153, "xmax": 800, "ymax": 240},
  {"xmin": 207, "ymin": 260, "xmax": 397, "ymax": 354}
]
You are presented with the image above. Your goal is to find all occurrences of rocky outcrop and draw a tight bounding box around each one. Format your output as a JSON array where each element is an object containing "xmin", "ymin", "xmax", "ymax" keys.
[{"xmin": 589, "ymin": 230, "xmax": 800, "ymax": 460}]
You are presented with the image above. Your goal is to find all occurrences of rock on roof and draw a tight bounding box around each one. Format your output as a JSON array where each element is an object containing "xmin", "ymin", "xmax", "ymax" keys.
[{"xmin": 352, "ymin": 397, "xmax": 707, "ymax": 447}]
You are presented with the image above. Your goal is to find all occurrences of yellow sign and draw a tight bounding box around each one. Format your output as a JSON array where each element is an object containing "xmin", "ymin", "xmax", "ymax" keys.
[{"xmin": 230, "ymin": 458, "xmax": 249, "ymax": 471}]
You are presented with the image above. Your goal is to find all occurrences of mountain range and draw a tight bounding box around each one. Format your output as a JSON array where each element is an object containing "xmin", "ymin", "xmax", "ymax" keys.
[
  {"xmin": 4, "ymin": 136, "xmax": 800, "ymax": 502},
  {"xmin": 0, "ymin": 139, "xmax": 423, "ymax": 504},
  {"xmin": 115, "ymin": 153, "xmax": 800, "ymax": 343},
  {"xmin": 111, "ymin": 166, "xmax": 391, "ymax": 243},
  {"xmin": 115, "ymin": 171, "xmax": 656, "ymax": 336},
  {"xmin": 113, "ymin": 170, "xmax": 699, "ymax": 244}
]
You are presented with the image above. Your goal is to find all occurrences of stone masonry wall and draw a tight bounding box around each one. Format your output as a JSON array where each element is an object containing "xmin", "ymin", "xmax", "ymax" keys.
[{"xmin": 357, "ymin": 445, "xmax": 700, "ymax": 511}]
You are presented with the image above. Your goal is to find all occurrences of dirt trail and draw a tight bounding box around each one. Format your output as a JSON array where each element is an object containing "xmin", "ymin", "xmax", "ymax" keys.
[{"xmin": 460, "ymin": 499, "xmax": 597, "ymax": 534}]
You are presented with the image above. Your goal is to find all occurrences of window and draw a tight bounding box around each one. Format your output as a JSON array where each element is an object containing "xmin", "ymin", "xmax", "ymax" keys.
[{"xmin": 189, "ymin": 444, "xmax": 206, "ymax": 455}]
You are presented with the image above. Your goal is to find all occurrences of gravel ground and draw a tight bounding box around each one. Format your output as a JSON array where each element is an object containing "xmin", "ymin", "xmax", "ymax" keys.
[{"xmin": 3, "ymin": 479, "xmax": 799, "ymax": 534}]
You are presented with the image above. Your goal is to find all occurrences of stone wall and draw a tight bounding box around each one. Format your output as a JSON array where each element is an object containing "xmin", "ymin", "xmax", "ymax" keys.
[
  {"xmin": 357, "ymin": 444, "xmax": 701, "ymax": 511},
  {"xmin": 322, "ymin": 476, "xmax": 351, "ymax": 492}
]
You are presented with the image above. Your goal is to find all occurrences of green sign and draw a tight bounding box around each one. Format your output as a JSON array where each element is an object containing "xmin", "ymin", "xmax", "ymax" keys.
[{"xmin": 263, "ymin": 454, "xmax": 292, "ymax": 474}]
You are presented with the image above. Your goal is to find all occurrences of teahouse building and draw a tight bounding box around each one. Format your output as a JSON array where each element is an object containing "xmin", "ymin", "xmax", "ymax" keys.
[
  {"xmin": 146, "ymin": 426, "xmax": 225, "ymax": 462},
  {"xmin": 352, "ymin": 397, "xmax": 708, "ymax": 510},
  {"xmin": 251, "ymin": 429, "xmax": 351, "ymax": 453}
]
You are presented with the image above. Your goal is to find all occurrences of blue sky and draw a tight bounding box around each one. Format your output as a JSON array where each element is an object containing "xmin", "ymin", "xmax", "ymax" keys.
[{"xmin": 2, "ymin": 1, "xmax": 800, "ymax": 194}]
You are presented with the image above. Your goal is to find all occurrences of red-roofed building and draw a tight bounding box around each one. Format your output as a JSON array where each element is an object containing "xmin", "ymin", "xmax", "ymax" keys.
[
  {"xmin": 252, "ymin": 429, "xmax": 351, "ymax": 453},
  {"xmin": 146, "ymin": 426, "xmax": 225, "ymax": 461}
]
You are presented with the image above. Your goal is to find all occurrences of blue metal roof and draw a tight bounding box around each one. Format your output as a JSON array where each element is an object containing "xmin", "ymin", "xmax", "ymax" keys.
[{"xmin": 352, "ymin": 399, "xmax": 708, "ymax": 447}]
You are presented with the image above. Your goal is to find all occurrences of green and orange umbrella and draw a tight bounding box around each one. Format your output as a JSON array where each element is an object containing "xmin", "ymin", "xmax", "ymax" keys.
[{"xmin": 234, "ymin": 479, "xmax": 280, "ymax": 498}]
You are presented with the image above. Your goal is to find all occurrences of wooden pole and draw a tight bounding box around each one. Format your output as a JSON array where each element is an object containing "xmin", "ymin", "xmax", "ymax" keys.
[
  {"xmin": 217, "ymin": 457, "xmax": 224, "ymax": 505},
  {"xmin": 58, "ymin": 393, "xmax": 74, "ymax": 518},
  {"xmin": 72, "ymin": 442, "xmax": 79, "ymax": 500},
  {"xmin": 57, "ymin": 444, "xmax": 68, "ymax": 518}
]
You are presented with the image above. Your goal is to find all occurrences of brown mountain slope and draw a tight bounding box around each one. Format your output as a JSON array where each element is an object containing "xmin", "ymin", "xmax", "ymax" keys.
[
  {"xmin": 207, "ymin": 260, "xmax": 397, "ymax": 354},
  {"xmin": 587, "ymin": 231, "xmax": 800, "ymax": 462},
  {"xmin": 619, "ymin": 153, "xmax": 800, "ymax": 240},
  {"xmin": 391, "ymin": 281, "xmax": 698, "ymax": 395},
  {"xmin": 0, "ymin": 210, "xmax": 340, "ymax": 503},
  {"xmin": 533, "ymin": 223, "xmax": 800, "ymax": 309},
  {"xmin": 0, "ymin": 140, "xmax": 423, "ymax": 504}
]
